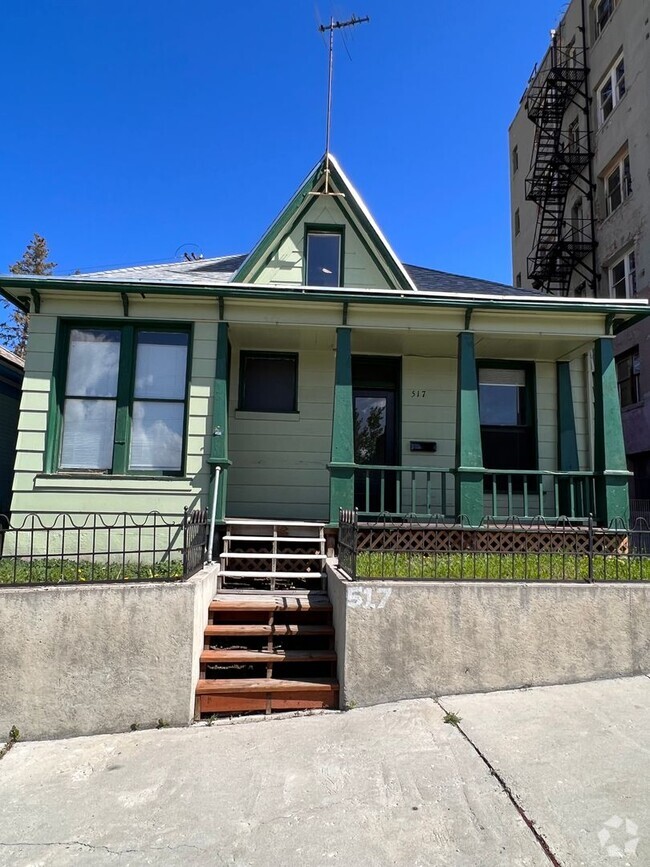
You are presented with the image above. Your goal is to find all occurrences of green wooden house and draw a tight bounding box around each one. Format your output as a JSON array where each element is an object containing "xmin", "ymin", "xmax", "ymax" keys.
[{"xmin": 1, "ymin": 154, "xmax": 647, "ymax": 536}]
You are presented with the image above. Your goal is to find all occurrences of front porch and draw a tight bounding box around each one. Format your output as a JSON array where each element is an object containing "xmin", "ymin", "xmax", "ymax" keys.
[{"xmin": 208, "ymin": 312, "xmax": 630, "ymax": 531}]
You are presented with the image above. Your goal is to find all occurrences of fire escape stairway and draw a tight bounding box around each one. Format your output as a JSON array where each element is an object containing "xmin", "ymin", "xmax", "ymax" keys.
[{"xmin": 525, "ymin": 41, "xmax": 592, "ymax": 295}]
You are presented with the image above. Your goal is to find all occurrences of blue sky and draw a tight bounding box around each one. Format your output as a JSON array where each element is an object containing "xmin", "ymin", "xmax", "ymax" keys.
[{"xmin": 1, "ymin": 1, "xmax": 561, "ymax": 284}]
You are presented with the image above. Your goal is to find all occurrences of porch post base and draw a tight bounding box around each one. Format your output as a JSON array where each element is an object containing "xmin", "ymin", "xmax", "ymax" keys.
[
  {"xmin": 455, "ymin": 468, "xmax": 484, "ymax": 527},
  {"xmin": 329, "ymin": 467, "xmax": 354, "ymax": 525},
  {"xmin": 595, "ymin": 472, "xmax": 630, "ymax": 528}
]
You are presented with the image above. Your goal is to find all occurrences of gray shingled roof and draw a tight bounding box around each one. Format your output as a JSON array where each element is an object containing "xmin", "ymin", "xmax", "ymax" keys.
[{"xmin": 77, "ymin": 254, "xmax": 539, "ymax": 297}]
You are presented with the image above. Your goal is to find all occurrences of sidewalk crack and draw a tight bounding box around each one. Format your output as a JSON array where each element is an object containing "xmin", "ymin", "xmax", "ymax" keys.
[{"xmin": 437, "ymin": 699, "xmax": 562, "ymax": 867}]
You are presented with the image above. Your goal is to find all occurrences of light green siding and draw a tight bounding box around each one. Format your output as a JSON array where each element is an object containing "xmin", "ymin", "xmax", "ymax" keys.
[
  {"xmin": 254, "ymin": 194, "xmax": 392, "ymax": 290},
  {"xmin": 227, "ymin": 348, "xmax": 334, "ymax": 521}
]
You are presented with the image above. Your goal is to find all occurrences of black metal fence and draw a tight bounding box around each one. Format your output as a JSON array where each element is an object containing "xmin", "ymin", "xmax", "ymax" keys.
[
  {"xmin": 0, "ymin": 509, "xmax": 208, "ymax": 586},
  {"xmin": 338, "ymin": 509, "xmax": 650, "ymax": 583}
]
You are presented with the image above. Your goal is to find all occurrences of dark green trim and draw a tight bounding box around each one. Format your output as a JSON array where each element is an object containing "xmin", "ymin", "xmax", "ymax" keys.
[
  {"xmin": 30, "ymin": 289, "xmax": 41, "ymax": 313},
  {"xmin": 329, "ymin": 327, "xmax": 355, "ymax": 523},
  {"xmin": 44, "ymin": 318, "xmax": 67, "ymax": 473},
  {"xmin": 48, "ymin": 319, "xmax": 193, "ymax": 478},
  {"xmin": 121, "ymin": 292, "xmax": 129, "ymax": 317},
  {"xmin": 303, "ymin": 223, "xmax": 345, "ymax": 287},
  {"xmin": 208, "ymin": 321, "xmax": 230, "ymax": 522},
  {"xmin": 455, "ymin": 332, "xmax": 483, "ymax": 525},
  {"xmin": 247, "ymin": 194, "xmax": 322, "ymax": 283},
  {"xmin": 233, "ymin": 160, "xmax": 326, "ymax": 283},
  {"xmin": 3, "ymin": 275, "xmax": 647, "ymax": 319},
  {"xmin": 593, "ymin": 337, "xmax": 630, "ymax": 525},
  {"xmin": 237, "ymin": 350, "xmax": 299, "ymax": 414},
  {"xmin": 556, "ymin": 362, "xmax": 579, "ymax": 471},
  {"xmin": 0, "ymin": 286, "xmax": 29, "ymax": 313}
]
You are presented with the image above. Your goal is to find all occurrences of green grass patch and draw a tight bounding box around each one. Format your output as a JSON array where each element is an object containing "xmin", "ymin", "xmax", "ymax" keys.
[
  {"xmin": 0, "ymin": 558, "xmax": 185, "ymax": 585},
  {"xmin": 355, "ymin": 551, "xmax": 650, "ymax": 582}
]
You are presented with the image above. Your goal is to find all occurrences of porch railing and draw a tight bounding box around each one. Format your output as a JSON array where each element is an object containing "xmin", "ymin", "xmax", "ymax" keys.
[
  {"xmin": 483, "ymin": 470, "xmax": 596, "ymax": 521},
  {"xmin": 353, "ymin": 464, "xmax": 454, "ymax": 518},
  {"xmin": 0, "ymin": 509, "xmax": 208, "ymax": 586},
  {"xmin": 348, "ymin": 465, "xmax": 598, "ymax": 522}
]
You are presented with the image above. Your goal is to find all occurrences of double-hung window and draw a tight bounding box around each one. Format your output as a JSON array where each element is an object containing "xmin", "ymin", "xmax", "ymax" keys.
[
  {"xmin": 597, "ymin": 55, "xmax": 625, "ymax": 126},
  {"xmin": 478, "ymin": 364, "xmax": 536, "ymax": 475},
  {"xmin": 610, "ymin": 250, "xmax": 636, "ymax": 298},
  {"xmin": 604, "ymin": 152, "xmax": 632, "ymax": 216},
  {"xmin": 616, "ymin": 347, "xmax": 641, "ymax": 408},
  {"xmin": 595, "ymin": 0, "xmax": 619, "ymax": 38},
  {"xmin": 56, "ymin": 324, "xmax": 190, "ymax": 474}
]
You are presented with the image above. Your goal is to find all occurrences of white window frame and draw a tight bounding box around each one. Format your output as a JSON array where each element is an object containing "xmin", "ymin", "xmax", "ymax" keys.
[
  {"xmin": 604, "ymin": 152, "xmax": 632, "ymax": 216},
  {"xmin": 609, "ymin": 249, "xmax": 636, "ymax": 299},
  {"xmin": 597, "ymin": 54, "xmax": 625, "ymax": 126},
  {"xmin": 594, "ymin": 0, "xmax": 619, "ymax": 38}
]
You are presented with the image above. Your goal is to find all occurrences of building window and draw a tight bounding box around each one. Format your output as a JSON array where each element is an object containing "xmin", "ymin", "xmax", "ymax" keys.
[
  {"xmin": 597, "ymin": 55, "xmax": 625, "ymax": 126},
  {"xmin": 305, "ymin": 229, "xmax": 343, "ymax": 287},
  {"xmin": 574, "ymin": 281, "xmax": 587, "ymax": 297},
  {"xmin": 515, "ymin": 273, "xmax": 522, "ymax": 288},
  {"xmin": 616, "ymin": 347, "xmax": 640, "ymax": 407},
  {"xmin": 478, "ymin": 365, "xmax": 536, "ymax": 472},
  {"xmin": 57, "ymin": 324, "xmax": 190, "ymax": 474},
  {"xmin": 567, "ymin": 118, "xmax": 580, "ymax": 153},
  {"xmin": 512, "ymin": 146, "xmax": 519, "ymax": 174},
  {"xmin": 239, "ymin": 352, "xmax": 298, "ymax": 413},
  {"xmin": 609, "ymin": 250, "xmax": 636, "ymax": 298},
  {"xmin": 595, "ymin": 0, "xmax": 619, "ymax": 38},
  {"xmin": 514, "ymin": 209, "xmax": 521, "ymax": 236},
  {"xmin": 604, "ymin": 152, "xmax": 632, "ymax": 216},
  {"xmin": 571, "ymin": 198, "xmax": 584, "ymax": 241}
]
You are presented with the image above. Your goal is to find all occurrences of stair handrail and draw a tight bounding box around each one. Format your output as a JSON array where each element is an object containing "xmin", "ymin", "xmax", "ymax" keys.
[{"xmin": 206, "ymin": 465, "xmax": 222, "ymax": 565}]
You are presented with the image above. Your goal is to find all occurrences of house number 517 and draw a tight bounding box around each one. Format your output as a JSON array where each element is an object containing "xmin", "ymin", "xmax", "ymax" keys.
[{"xmin": 411, "ymin": 390, "xmax": 426, "ymax": 398}]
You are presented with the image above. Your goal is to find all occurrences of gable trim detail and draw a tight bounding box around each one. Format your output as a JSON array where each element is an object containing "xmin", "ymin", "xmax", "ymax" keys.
[{"xmin": 231, "ymin": 153, "xmax": 418, "ymax": 292}]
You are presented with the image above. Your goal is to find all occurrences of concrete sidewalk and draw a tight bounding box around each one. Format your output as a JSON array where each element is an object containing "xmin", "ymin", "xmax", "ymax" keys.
[{"xmin": 0, "ymin": 677, "xmax": 648, "ymax": 866}]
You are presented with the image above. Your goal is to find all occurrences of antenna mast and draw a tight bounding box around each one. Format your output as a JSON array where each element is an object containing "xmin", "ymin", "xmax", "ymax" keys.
[{"xmin": 319, "ymin": 13, "xmax": 369, "ymax": 193}]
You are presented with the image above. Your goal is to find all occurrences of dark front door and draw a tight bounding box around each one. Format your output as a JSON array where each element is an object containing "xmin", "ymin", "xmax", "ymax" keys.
[{"xmin": 352, "ymin": 357, "xmax": 400, "ymax": 513}]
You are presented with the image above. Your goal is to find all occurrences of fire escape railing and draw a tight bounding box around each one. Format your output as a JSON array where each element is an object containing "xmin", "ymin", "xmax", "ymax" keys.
[{"xmin": 525, "ymin": 30, "xmax": 597, "ymax": 296}]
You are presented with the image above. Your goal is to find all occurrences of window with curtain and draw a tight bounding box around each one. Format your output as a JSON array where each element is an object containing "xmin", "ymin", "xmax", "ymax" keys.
[{"xmin": 57, "ymin": 324, "xmax": 190, "ymax": 474}]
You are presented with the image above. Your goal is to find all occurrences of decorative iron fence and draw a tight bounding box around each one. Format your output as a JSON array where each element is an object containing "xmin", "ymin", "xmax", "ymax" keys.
[
  {"xmin": 338, "ymin": 509, "xmax": 650, "ymax": 583},
  {"xmin": 0, "ymin": 509, "xmax": 208, "ymax": 586}
]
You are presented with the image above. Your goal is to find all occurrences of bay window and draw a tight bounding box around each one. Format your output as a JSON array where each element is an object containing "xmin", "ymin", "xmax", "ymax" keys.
[{"xmin": 54, "ymin": 323, "xmax": 190, "ymax": 475}]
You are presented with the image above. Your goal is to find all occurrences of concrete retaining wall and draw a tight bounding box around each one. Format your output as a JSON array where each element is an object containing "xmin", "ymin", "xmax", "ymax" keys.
[
  {"xmin": 0, "ymin": 567, "xmax": 219, "ymax": 741},
  {"xmin": 328, "ymin": 566, "xmax": 650, "ymax": 707}
]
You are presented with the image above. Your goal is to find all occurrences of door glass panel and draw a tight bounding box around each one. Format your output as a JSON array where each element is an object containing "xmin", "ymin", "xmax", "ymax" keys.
[{"xmin": 354, "ymin": 396, "xmax": 387, "ymax": 464}]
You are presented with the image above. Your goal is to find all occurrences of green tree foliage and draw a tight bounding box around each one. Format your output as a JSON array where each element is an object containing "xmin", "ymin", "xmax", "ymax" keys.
[{"xmin": 1, "ymin": 234, "xmax": 56, "ymax": 357}]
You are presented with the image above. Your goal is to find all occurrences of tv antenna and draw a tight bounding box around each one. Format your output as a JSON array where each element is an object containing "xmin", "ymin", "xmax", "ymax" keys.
[{"xmin": 318, "ymin": 13, "xmax": 369, "ymax": 193}]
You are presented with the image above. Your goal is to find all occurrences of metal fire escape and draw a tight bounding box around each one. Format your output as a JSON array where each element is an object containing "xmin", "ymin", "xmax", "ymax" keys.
[{"xmin": 525, "ymin": 30, "xmax": 597, "ymax": 295}]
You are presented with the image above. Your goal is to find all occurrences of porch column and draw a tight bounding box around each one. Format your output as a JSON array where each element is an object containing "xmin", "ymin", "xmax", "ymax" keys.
[
  {"xmin": 593, "ymin": 337, "xmax": 630, "ymax": 526},
  {"xmin": 329, "ymin": 327, "xmax": 354, "ymax": 524},
  {"xmin": 455, "ymin": 331, "xmax": 484, "ymax": 526},
  {"xmin": 556, "ymin": 361, "xmax": 580, "ymax": 516},
  {"xmin": 207, "ymin": 321, "xmax": 232, "ymax": 525}
]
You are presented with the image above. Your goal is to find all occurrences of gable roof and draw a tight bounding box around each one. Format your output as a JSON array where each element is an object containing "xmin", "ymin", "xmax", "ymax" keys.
[{"xmin": 231, "ymin": 153, "xmax": 419, "ymax": 292}]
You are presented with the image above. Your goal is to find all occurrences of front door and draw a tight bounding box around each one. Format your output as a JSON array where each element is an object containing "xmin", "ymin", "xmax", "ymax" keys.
[{"xmin": 352, "ymin": 357, "xmax": 400, "ymax": 513}]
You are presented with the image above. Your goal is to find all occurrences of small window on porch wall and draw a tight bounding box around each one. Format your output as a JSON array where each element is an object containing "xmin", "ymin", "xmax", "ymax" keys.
[
  {"xmin": 478, "ymin": 365, "xmax": 536, "ymax": 476},
  {"xmin": 305, "ymin": 229, "xmax": 342, "ymax": 287},
  {"xmin": 238, "ymin": 352, "xmax": 298, "ymax": 413}
]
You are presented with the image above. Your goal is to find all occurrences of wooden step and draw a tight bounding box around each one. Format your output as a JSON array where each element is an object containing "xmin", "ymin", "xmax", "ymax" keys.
[
  {"xmin": 222, "ymin": 552, "xmax": 325, "ymax": 560},
  {"xmin": 219, "ymin": 571, "xmax": 324, "ymax": 579},
  {"xmin": 201, "ymin": 648, "xmax": 337, "ymax": 664},
  {"xmin": 223, "ymin": 535, "xmax": 323, "ymax": 543},
  {"xmin": 205, "ymin": 623, "xmax": 334, "ymax": 637},
  {"xmin": 209, "ymin": 594, "xmax": 332, "ymax": 612},
  {"xmin": 197, "ymin": 678, "xmax": 338, "ymax": 694}
]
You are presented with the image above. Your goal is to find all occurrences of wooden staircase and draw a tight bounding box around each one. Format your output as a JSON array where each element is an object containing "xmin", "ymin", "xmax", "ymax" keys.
[
  {"xmin": 196, "ymin": 520, "xmax": 338, "ymax": 717},
  {"xmin": 196, "ymin": 593, "xmax": 339, "ymax": 717}
]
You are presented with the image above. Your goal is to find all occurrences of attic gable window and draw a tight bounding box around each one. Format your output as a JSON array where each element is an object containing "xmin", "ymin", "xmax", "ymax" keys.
[{"xmin": 305, "ymin": 228, "xmax": 343, "ymax": 287}]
